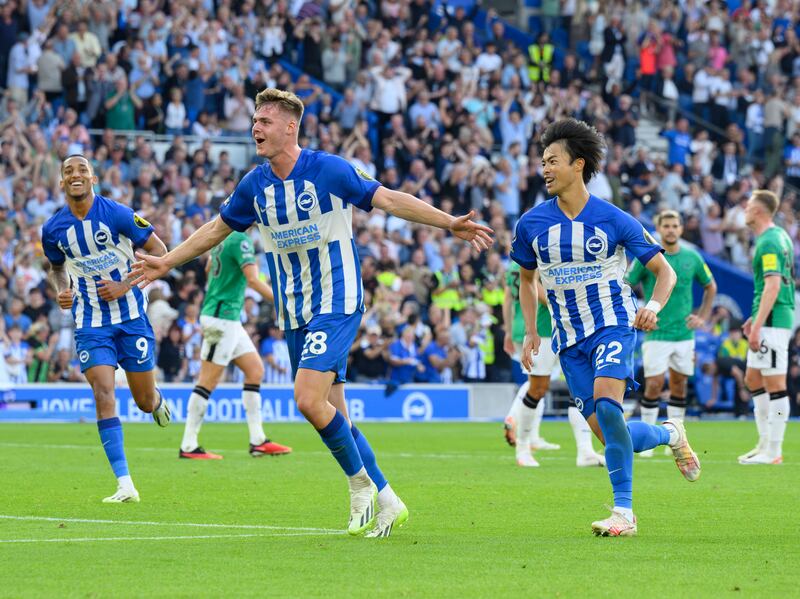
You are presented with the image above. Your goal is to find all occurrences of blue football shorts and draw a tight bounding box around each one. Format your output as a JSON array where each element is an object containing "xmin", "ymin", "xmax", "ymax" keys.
[
  {"xmin": 74, "ymin": 315, "xmax": 156, "ymax": 373},
  {"xmin": 285, "ymin": 311, "xmax": 362, "ymax": 383},
  {"xmin": 558, "ymin": 325, "xmax": 639, "ymax": 419}
]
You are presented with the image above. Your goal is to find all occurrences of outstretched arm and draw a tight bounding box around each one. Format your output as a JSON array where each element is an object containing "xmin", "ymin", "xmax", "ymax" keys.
[
  {"xmin": 371, "ymin": 186, "xmax": 493, "ymax": 252},
  {"xmin": 99, "ymin": 233, "xmax": 169, "ymax": 301},
  {"xmin": 130, "ymin": 217, "xmax": 233, "ymax": 288}
]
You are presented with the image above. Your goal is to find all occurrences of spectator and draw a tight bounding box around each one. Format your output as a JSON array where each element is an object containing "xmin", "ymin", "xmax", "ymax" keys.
[
  {"xmin": 4, "ymin": 324, "xmax": 30, "ymax": 385},
  {"xmin": 419, "ymin": 327, "xmax": 459, "ymax": 383},
  {"xmin": 4, "ymin": 298, "xmax": 32, "ymax": 334},
  {"xmin": 69, "ymin": 20, "xmax": 102, "ymax": 68},
  {"xmin": 351, "ymin": 324, "xmax": 388, "ymax": 382},
  {"xmin": 104, "ymin": 76, "xmax": 142, "ymax": 131},
  {"xmin": 157, "ymin": 323, "xmax": 185, "ymax": 383},
  {"xmin": 387, "ymin": 324, "xmax": 421, "ymax": 385},
  {"xmin": 261, "ymin": 324, "xmax": 292, "ymax": 384},
  {"xmin": 47, "ymin": 348, "xmax": 82, "ymax": 382}
]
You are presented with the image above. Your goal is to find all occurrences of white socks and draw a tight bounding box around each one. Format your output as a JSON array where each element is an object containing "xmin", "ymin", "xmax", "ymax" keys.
[
  {"xmin": 118, "ymin": 474, "xmax": 135, "ymax": 491},
  {"xmin": 768, "ymin": 395, "xmax": 789, "ymax": 459},
  {"xmin": 507, "ymin": 380, "xmax": 530, "ymax": 421},
  {"xmin": 530, "ymin": 397, "xmax": 545, "ymax": 442},
  {"xmin": 614, "ymin": 506, "xmax": 634, "ymax": 522},
  {"xmin": 515, "ymin": 401, "xmax": 537, "ymax": 458},
  {"xmin": 348, "ymin": 466, "xmax": 372, "ymax": 489},
  {"xmin": 377, "ymin": 483, "xmax": 400, "ymax": 508},
  {"xmin": 568, "ymin": 406, "xmax": 594, "ymax": 455},
  {"xmin": 640, "ymin": 405, "xmax": 659, "ymax": 426},
  {"xmin": 752, "ymin": 390, "xmax": 770, "ymax": 449},
  {"xmin": 242, "ymin": 386, "xmax": 267, "ymax": 446},
  {"xmin": 181, "ymin": 389, "xmax": 210, "ymax": 452},
  {"xmin": 666, "ymin": 404, "xmax": 686, "ymax": 421}
]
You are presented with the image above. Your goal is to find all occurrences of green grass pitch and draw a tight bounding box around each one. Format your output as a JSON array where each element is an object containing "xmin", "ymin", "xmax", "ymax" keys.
[{"xmin": 1, "ymin": 421, "xmax": 798, "ymax": 598}]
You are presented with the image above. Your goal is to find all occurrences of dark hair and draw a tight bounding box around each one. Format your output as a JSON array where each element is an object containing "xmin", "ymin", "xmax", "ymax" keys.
[{"xmin": 540, "ymin": 118, "xmax": 606, "ymax": 183}]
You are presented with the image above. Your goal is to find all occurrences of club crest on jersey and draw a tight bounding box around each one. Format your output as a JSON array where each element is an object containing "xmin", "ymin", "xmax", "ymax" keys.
[
  {"xmin": 79, "ymin": 350, "xmax": 89, "ymax": 363},
  {"xmin": 585, "ymin": 235, "xmax": 607, "ymax": 256},
  {"xmin": 574, "ymin": 397, "xmax": 584, "ymax": 412},
  {"xmin": 94, "ymin": 229, "xmax": 109, "ymax": 246},
  {"xmin": 296, "ymin": 190, "xmax": 318, "ymax": 213},
  {"xmin": 133, "ymin": 214, "xmax": 150, "ymax": 229}
]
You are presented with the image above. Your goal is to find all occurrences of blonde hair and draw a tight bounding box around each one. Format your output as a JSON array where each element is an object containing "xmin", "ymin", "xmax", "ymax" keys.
[
  {"xmin": 751, "ymin": 189, "xmax": 779, "ymax": 216},
  {"xmin": 655, "ymin": 210, "xmax": 682, "ymax": 226},
  {"xmin": 254, "ymin": 88, "xmax": 304, "ymax": 122}
]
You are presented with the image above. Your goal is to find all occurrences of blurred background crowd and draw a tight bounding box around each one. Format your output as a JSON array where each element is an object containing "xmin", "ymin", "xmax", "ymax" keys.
[{"xmin": 1, "ymin": 0, "xmax": 800, "ymax": 413}]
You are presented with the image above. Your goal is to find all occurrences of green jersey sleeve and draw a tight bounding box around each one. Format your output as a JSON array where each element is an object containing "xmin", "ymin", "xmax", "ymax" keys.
[
  {"xmin": 234, "ymin": 235, "xmax": 256, "ymax": 269},
  {"xmin": 625, "ymin": 259, "xmax": 646, "ymax": 287},
  {"xmin": 694, "ymin": 253, "xmax": 713, "ymax": 286},
  {"xmin": 757, "ymin": 238, "xmax": 783, "ymax": 276}
]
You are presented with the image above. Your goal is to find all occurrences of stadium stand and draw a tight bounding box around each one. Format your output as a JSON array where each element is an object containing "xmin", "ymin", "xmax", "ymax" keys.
[{"xmin": 0, "ymin": 0, "xmax": 799, "ymax": 416}]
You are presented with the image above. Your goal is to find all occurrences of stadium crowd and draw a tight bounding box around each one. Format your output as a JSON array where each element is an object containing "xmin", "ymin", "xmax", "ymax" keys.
[{"xmin": 1, "ymin": 0, "xmax": 800, "ymax": 408}]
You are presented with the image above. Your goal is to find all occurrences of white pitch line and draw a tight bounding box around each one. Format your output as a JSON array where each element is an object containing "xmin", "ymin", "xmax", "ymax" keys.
[
  {"xmin": 0, "ymin": 531, "xmax": 340, "ymax": 544},
  {"xmin": 1, "ymin": 442, "xmax": 795, "ymax": 466},
  {"xmin": 0, "ymin": 515, "xmax": 341, "ymax": 533}
]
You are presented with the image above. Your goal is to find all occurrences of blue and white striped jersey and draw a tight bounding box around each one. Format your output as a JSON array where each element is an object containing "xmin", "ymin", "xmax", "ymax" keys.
[
  {"xmin": 220, "ymin": 149, "xmax": 380, "ymax": 331},
  {"xmin": 41, "ymin": 195, "xmax": 153, "ymax": 330},
  {"xmin": 510, "ymin": 195, "xmax": 662, "ymax": 353}
]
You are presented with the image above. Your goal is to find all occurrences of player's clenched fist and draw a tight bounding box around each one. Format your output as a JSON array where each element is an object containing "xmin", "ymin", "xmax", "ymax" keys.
[
  {"xmin": 520, "ymin": 332, "xmax": 540, "ymax": 372},
  {"xmin": 57, "ymin": 289, "xmax": 74, "ymax": 310},
  {"xmin": 633, "ymin": 308, "xmax": 658, "ymax": 331}
]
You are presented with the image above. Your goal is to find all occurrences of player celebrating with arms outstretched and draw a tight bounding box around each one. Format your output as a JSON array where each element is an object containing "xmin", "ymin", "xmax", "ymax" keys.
[
  {"xmin": 132, "ymin": 89, "xmax": 493, "ymax": 538},
  {"xmin": 739, "ymin": 190, "xmax": 794, "ymax": 465},
  {"xmin": 512, "ymin": 119, "xmax": 700, "ymax": 537},
  {"xmin": 42, "ymin": 155, "xmax": 171, "ymax": 503},
  {"xmin": 626, "ymin": 210, "xmax": 716, "ymax": 457}
]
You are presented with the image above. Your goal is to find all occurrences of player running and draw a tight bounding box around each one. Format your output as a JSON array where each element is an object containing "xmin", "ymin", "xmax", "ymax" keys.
[
  {"xmin": 512, "ymin": 119, "xmax": 700, "ymax": 537},
  {"xmin": 42, "ymin": 155, "xmax": 171, "ymax": 504},
  {"xmin": 739, "ymin": 190, "xmax": 794, "ymax": 465},
  {"xmin": 179, "ymin": 231, "xmax": 292, "ymax": 460},
  {"xmin": 626, "ymin": 210, "xmax": 716, "ymax": 457},
  {"xmin": 131, "ymin": 88, "xmax": 493, "ymax": 538},
  {"xmin": 502, "ymin": 262, "xmax": 605, "ymax": 467}
]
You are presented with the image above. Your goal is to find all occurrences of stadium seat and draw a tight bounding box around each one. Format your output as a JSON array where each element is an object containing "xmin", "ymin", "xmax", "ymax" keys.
[
  {"xmin": 527, "ymin": 16, "xmax": 541, "ymax": 38},
  {"xmin": 551, "ymin": 27, "xmax": 568, "ymax": 48}
]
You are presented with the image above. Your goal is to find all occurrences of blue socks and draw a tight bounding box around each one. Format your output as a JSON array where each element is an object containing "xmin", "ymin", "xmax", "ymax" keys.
[
  {"xmin": 595, "ymin": 398, "xmax": 633, "ymax": 509},
  {"xmin": 97, "ymin": 417, "xmax": 129, "ymax": 478},
  {"xmin": 351, "ymin": 425, "xmax": 388, "ymax": 491},
  {"xmin": 317, "ymin": 411, "xmax": 364, "ymax": 476},
  {"xmin": 627, "ymin": 421, "xmax": 671, "ymax": 452}
]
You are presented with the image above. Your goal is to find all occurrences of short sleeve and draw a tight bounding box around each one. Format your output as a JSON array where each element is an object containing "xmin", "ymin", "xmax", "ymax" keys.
[
  {"xmin": 219, "ymin": 170, "xmax": 259, "ymax": 232},
  {"xmin": 325, "ymin": 154, "xmax": 381, "ymax": 212},
  {"xmin": 695, "ymin": 253, "xmax": 714, "ymax": 286},
  {"xmin": 758, "ymin": 238, "xmax": 782, "ymax": 275},
  {"xmin": 510, "ymin": 217, "xmax": 537, "ymax": 271},
  {"xmin": 41, "ymin": 223, "xmax": 65, "ymax": 266},
  {"xmin": 114, "ymin": 203, "xmax": 154, "ymax": 247},
  {"xmin": 625, "ymin": 258, "xmax": 646, "ymax": 286},
  {"xmin": 236, "ymin": 236, "xmax": 256, "ymax": 268},
  {"xmin": 617, "ymin": 213, "xmax": 663, "ymax": 265}
]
